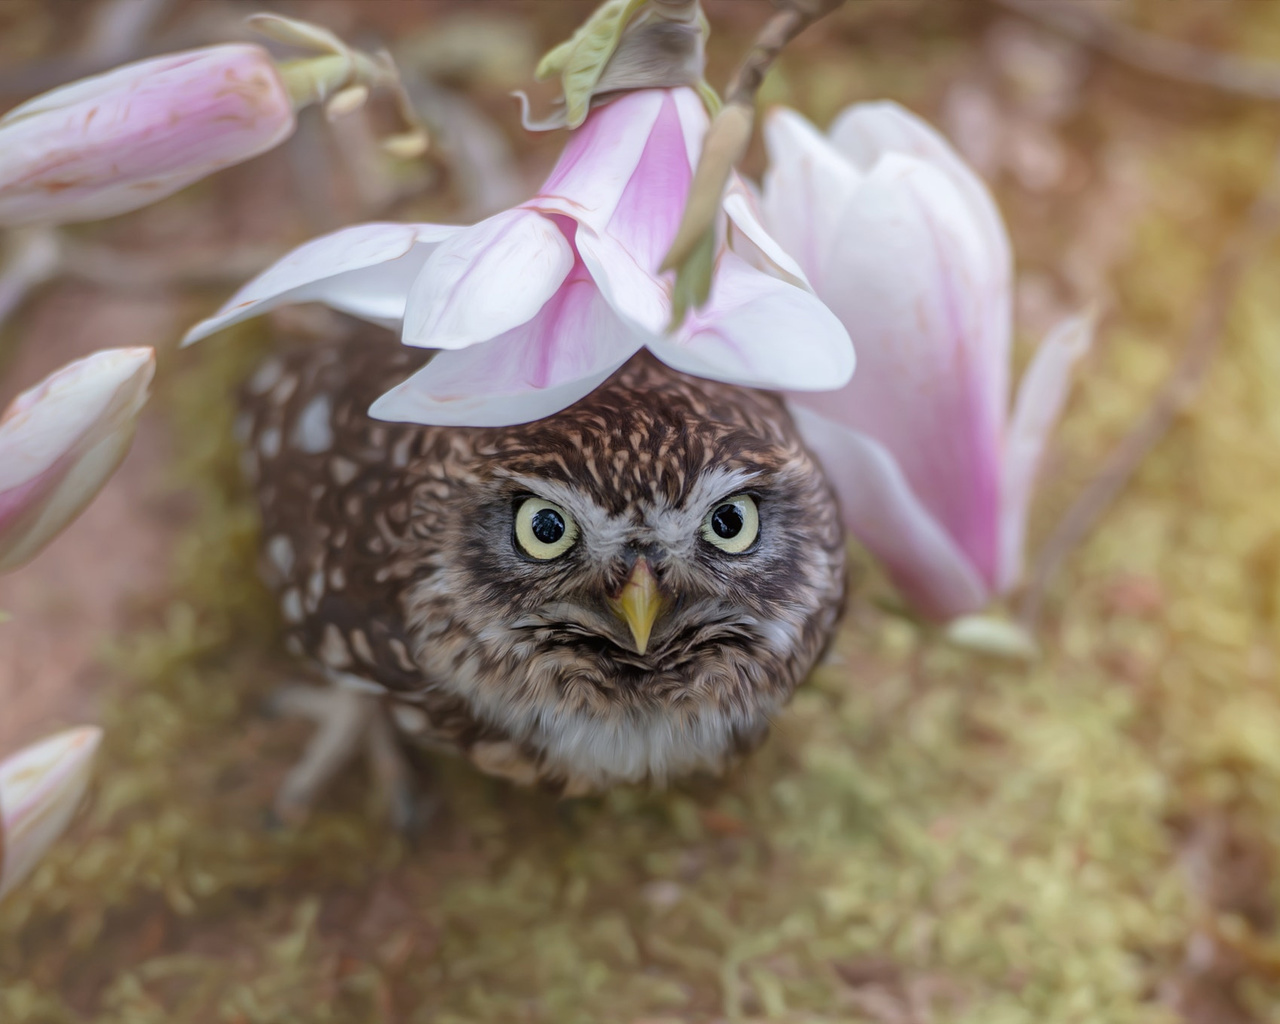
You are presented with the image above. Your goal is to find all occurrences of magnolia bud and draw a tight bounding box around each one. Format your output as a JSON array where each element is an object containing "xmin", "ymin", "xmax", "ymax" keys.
[
  {"xmin": 0, "ymin": 727, "xmax": 101, "ymax": 901},
  {"xmin": 0, "ymin": 45, "xmax": 295, "ymax": 227},
  {"xmin": 0, "ymin": 347, "xmax": 154, "ymax": 572}
]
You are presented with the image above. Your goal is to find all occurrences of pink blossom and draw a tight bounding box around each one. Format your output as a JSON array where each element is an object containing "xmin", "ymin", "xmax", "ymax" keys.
[
  {"xmin": 0, "ymin": 45, "xmax": 295, "ymax": 227},
  {"xmin": 183, "ymin": 88, "xmax": 854, "ymax": 426},
  {"xmin": 0, "ymin": 727, "xmax": 101, "ymax": 901},
  {"xmin": 763, "ymin": 102, "xmax": 1091, "ymax": 619},
  {"xmin": 0, "ymin": 347, "xmax": 154, "ymax": 572}
]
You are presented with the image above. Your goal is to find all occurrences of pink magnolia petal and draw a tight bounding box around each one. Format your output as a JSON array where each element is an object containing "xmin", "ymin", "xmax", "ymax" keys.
[
  {"xmin": 371, "ymin": 275, "xmax": 643, "ymax": 426},
  {"xmin": 789, "ymin": 155, "xmax": 1008, "ymax": 587},
  {"xmin": 761, "ymin": 107, "xmax": 861, "ymax": 295},
  {"xmin": 403, "ymin": 209, "xmax": 574, "ymax": 350},
  {"xmin": 788, "ymin": 405, "xmax": 990, "ymax": 620},
  {"xmin": 182, "ymin": 223, "xmax": 458, "ymax": 345},
  {"xmin": 602, "ymin": 90, "xmax": 696, "ymax": 270},
  {"xmin": 537, "ymin": 90, "xmax": 665, "ymax": 233},
  {"xmin": 533, "ymin": 89, "xmax": 702, "ymax": 276},
  {"xmin": 828, "ymin": 100, "xmax": 1011, "ymax": 280},
  {"xmin": 650, "ymin": 249, "xmax": 853, "ymax": 391},
  {"xmin": 998, "ymin": 312, "xmax": 1094, "ymax": 591}
]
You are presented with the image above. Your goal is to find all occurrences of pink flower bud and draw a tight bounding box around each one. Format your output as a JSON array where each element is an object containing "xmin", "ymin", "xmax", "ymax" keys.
[
  {"xmin": 763, "ymin": 102, "xmax": 1091, "ymax": 620},
  {"xmin": 0, "ymin": 45, "xmax": 295, "ymax": 227},
  {"xmin": 0, "ymin": 347, "xmax": 154, "ymax": 572},
  {"xmin": 0, "ymin": 727, "xmax": 101, "ymax": 901}
]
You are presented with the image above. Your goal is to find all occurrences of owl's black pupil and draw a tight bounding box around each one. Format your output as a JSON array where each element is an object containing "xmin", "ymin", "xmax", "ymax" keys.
[
  {"xmin": 711, "ymin": 503, "xmax": 744, "ymax": 539},
  {"xmin": 531, "ymin": 508, "xmax": 566, "ymax": 545}
]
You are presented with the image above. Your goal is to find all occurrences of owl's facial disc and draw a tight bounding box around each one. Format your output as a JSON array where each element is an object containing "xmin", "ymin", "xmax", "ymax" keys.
[{"xmin": 501, "ymin": 482, "xmax": 773, "ymax": 659}]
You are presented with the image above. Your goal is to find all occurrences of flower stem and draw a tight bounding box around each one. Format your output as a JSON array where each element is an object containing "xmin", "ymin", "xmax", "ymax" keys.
[{"xmin": 661, "ymin": 0, "xmax": 845, "ymax": 315}]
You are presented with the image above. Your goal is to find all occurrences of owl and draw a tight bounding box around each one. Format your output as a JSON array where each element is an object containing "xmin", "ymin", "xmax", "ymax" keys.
[{"xmin": 236, "ymin": 327, "xmax": 845, "ymax": 824}]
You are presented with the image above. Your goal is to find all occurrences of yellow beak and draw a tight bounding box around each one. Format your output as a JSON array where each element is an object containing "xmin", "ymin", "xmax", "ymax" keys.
[{"xmin": 608, "ymin": 558, "xmax": 666, "ymax": 655}]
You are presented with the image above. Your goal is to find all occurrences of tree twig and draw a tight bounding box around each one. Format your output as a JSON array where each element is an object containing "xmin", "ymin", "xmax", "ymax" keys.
[
  {"xmin": 991, "ymin": 0, "xmax": 1280, "ymax": 103},
  {"xmin": 1018, "ymin": 146, "xmax": 1280, "ymax": 631},
  {"xmin": 725, "ymin": 0, "xmax": 845, "ymax": 108}
]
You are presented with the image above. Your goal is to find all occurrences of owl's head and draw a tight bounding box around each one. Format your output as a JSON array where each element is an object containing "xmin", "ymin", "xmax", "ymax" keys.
[{"xmin": 403, "ymin": 354, "xmax": 845, "ymax": 790}]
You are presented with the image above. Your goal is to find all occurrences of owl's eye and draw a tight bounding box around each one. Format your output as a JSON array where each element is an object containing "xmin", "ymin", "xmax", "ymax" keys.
[
  {"xmin": 514, "ymin": 497, "xmax": 579, "ymax": 560},
  {"xmin": 701, "ymin": 493, "xmax": 760, "ymax": 554}
]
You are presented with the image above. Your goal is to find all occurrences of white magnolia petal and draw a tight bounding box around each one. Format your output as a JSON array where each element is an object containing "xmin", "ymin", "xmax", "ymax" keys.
[
  {"xmin": 371, "ymin": 279, "xmax": 643, "ymax": 427},
  {"xmin": 788, "ymin": 405, "xmax": 990, "ymax": 620},
  {"xmin": 828, "ymin": 100, "xmax": 1011, "ymax": 283},
  {"xmin": 0, "ymin": 726, "xmax": 101, "ymax": 900},
  {"xmin": 650, "ymin": 250, "xmax": 853, "ymax": 391},
  {"xmin": 760, "ymin": 107, "xmax": 861, "ymax": 294},
  {"xmin": 998, "ymin": 311, "xmax": 1094, "ymax": 592},
  {"xmin": 403, "ymin": 209, "xmax": 574, "ymax": 350},
  {"xmin": 182, "ymin": 223, "xmax": 457, "ymax": 345},
  {"xmin": 723, "ymin": 180, "xmax": 810, "ymax": 289}
]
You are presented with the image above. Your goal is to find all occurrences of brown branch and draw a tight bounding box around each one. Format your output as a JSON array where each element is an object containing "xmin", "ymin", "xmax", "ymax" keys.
[
  {"xmin": 991, "ymin": 0, "xmax": 1280, "ymax": 103},
  {"xmin": 1017, "ymin": 145, "xmax": 1280, "ymax": 631},
  {"xmin": 725, "ymin": 0, "xmax": 845, "ymax": 108}
]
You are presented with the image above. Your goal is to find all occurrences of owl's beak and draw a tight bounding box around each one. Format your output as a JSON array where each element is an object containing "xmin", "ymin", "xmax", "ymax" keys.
[{"xmin": 608, "ymin": 558, "xmax": 667, "ymax": 655}]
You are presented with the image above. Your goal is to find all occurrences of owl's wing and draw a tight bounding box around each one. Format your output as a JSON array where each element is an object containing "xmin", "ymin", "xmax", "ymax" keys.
[{"xmin": 236, "ymin": 331, "xmax": 437, "ymax": 695}]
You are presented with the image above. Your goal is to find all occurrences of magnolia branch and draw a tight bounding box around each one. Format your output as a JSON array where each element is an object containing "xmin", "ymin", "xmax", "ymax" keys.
[
  {"xmin": 1018, "ymin": 145, "xmax": 1280, "ymax": 630},
  {"xmin": 662, "ymin": 0, "xmax": 845, "ymax": 314}
]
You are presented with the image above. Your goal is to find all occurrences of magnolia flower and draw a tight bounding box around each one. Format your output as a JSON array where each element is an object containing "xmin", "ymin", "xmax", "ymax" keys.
[
  {"xmin": 0, "ymin": 726, "xmax": 101, "ymax": 901},
  {"xmin": 0, "ymin": 347, "xmax": 154, "ymax": 572},
  {"xmin": 183, "ymin": 87, "xmax": 853, "ymax": 426},
  {"xmin": 762, "ymin": 101, "xmax": 1091, "ymax": 620},
  {"xmin": 0, "ymin": 45, "xmax": 295, "ymax": 227}
]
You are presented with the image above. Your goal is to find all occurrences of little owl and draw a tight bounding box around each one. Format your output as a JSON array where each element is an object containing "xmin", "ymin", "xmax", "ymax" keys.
[{"xmin": 237, "ymin": 328, "xmax": 845, "ymax": 825}]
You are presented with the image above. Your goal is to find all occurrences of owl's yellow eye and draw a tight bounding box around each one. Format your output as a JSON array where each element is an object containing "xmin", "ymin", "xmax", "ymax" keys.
[
  {"xmin": 514, "ymin": 497, "xmax": 579, "ymax": 560},
  {"xmin": 701, "ymin": 493, "xmax": 759, "ymax": 554}
]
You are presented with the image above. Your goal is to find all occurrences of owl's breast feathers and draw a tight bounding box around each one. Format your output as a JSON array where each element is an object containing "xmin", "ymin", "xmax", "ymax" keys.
[{"xmin": 238, "ymin": 331, "xmax": 845, "ymax": 792}]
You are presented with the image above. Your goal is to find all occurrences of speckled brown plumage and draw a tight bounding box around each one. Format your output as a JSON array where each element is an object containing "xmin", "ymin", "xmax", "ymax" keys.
[{"xmin": 238, "ymin": 328, "xmax": 845, "ymax": 795}]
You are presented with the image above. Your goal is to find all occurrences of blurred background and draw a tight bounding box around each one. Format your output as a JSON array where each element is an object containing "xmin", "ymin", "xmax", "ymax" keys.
[{"xmin": 3, "ymin": 1, "xmax": 1280, "ymax": 1021}]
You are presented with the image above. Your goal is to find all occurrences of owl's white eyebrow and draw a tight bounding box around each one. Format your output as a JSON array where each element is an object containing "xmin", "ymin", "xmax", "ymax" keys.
[
  {"xmin": 680, "ymin": 467, "xmax": 763, "ymax": 513},
  {"xmin": 502, "ymin": 475, "xmax": 604, "ymax": 512},
  {"xmin": 501, "ymin": 467, "xmax": 763, "ymax": 516},
  {"xmin": 502, "ymin": 475, "xmax": 629, "ymax": 548}
]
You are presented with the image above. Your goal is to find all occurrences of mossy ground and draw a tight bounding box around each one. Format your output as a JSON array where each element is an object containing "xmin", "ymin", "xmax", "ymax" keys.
[{"xmin": 5, "ymin": 2, "xmax": 1280, "ymax": 1021}]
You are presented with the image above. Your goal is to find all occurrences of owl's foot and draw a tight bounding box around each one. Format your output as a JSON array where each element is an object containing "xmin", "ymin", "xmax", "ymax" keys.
[{"xmin": 264, "ymin": 683, "xmax": 431, "ymax": 836}]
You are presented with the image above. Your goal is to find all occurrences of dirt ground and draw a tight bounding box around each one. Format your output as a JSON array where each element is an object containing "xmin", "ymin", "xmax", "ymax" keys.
[{"xmin": 4, "ymin": 1, "xmax": 1280, "ymax": 1022}]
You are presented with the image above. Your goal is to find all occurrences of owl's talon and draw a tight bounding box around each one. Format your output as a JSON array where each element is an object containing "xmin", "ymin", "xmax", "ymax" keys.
[
  {"xmin": 366, "ymin": 705, "xmax": 435, "ymax": 839},
  {"xmin": 265, "ymin": 683, "xmax": 420, "ymax": 831}
]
